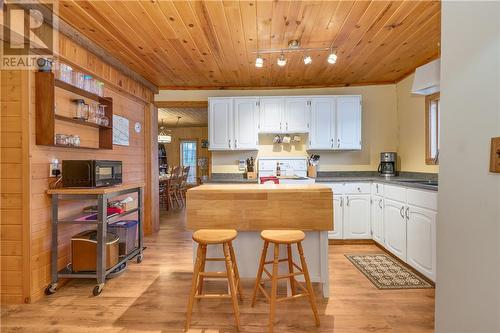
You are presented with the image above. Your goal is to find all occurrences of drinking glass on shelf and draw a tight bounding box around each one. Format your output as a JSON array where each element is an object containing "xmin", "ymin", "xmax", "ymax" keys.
[
  {"xmin": 55, "ymin": 134, "xmax": 68, "ymax": 146},
  {"xmin": 82, "ymin": 103, "xmax": 90, "ymax": 121},
  {"xmin": 88, "ymin": 103, "xmax": 98, "ymax": 123},
  {"xmin": 100, "ymin": 115, "xmax": 109, "ymax": 127},
  {"xmin": 83, "ymin": 75, "xmax": 93, "ymax": 92},
  {"xmin": 72, "ymin": 71, "xmax": 85, "ymax": 89},
  {"xmin": 60, "ymin": 64, "xmax": 73, "ymax": 84},
  {"xmin": 73, "ymin": 99, "xmax": 85, "ymax": 119}
]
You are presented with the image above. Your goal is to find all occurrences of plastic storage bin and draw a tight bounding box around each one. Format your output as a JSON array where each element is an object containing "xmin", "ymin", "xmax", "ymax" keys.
[{"xmin": 108, "ymin": 220, "xmax": 138, "ymax": 256}]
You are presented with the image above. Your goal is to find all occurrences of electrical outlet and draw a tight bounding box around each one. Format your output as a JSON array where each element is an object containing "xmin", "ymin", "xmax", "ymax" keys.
[{"xmin": 49, "ymin": 159, "xmax": 60, "ymax": 178}]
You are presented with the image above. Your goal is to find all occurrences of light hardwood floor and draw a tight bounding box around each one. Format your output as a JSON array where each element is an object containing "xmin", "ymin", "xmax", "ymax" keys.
[{"xmin": 1, "ymin": 208, "xmax": 435, "ymax": 333}]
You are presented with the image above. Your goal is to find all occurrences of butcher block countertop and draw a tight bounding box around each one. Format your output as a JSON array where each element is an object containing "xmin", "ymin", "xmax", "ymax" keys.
[
  {"xmin": 188, "ymin": 183, "xmax": 332, "ymax": 193},
  {"xmin": 186, "ymin": 184, "xmax": 333, "ymax": 231}
]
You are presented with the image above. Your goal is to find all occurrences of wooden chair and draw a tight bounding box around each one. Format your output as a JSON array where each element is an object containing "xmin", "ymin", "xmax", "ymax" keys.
[
  {"xmin": 251, "ymin": 230, "xmax": 320, "ymax": 333},
  {"xmin": 168, "ymin": 173, "xmax": 183, "ymax": 209},
  {"xmin": 186, "ymin": 229, "xmax": 242, "ymax": 331}
]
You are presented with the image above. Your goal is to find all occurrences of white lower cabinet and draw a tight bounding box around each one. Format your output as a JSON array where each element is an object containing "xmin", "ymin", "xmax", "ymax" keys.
[
  {"xmin": 329, "ymin": 194, "xmax": 343, "ymax": 239},
  {"xmin": 344, "ymin": 195, "xmax": 371, "ymax": 239},
  {"xmin": 371, "ymin": 195, "xmax": 384, "ymax": 244},
  {"xmin": 384, "ymin": 198, "xmax": 407, "ymax": 262},
  {"xmin": 406, "ymin": 205, "xmax": 436, "ymax": 281},
  {"xmin": 326, "ymin": 180, "xmax": 437, "ymax": 282}
]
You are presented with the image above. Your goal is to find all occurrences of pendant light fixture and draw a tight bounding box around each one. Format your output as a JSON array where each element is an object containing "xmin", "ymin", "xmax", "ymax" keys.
[
  {"xmin": 277, "ymin": 52, "xmax": 286, "ymax": 67},
  {"xmin": 303, "ymin": 55, "xmax": 312, "ymax": 65},
  {"xmin": 158, "ymin": 119, "xmax": 171, "ymax": 144}
]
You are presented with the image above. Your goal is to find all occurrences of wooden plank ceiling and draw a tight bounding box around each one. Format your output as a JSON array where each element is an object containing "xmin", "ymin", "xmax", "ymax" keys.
[
  {"xmin": 158, "ymin": 107, "xmax": 208, "ymax": 127},
  {"xmin": 58, "ymin": 0, "xmax": 440, "ymax": 89}
]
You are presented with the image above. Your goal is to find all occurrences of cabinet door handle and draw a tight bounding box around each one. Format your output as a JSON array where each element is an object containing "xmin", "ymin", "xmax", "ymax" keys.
[
  {"xmin": 346, "ymin": 196, "xmax": 350, "ymax": 206},
  {"xmin": 379, "ymin": 199, "xmax": 383, "ymax": 209},
  {"xmin": 400, "ymin": 206, "xmax": 405, "ymax": 218},
  {"xmin": 340, "ymin": 197, "xmax": 343, "ymax": 207},
  {"xmin": 228, "ymin": 139, "xmax": 231, "ymax": 148},
  {"xmin": 280, "ymin": 122, "xmax": 282, "ymax": 131},
  {"xmin": 405, "ymin": 206, "xmax": 410, "ymax": 220},
  {"xmin": 376, "ymin": 184, "xmax": 379, "ymax": 192},
  {"xmin": 286, "ymin": 122, "xmax": 288, "ymax": 131},
  {"xmin": 235, "ymin": 139, "xmax": 237, "ymax": 148},
  {"xmin": 331, "ymin": 139, "xmax": 334, "ymax": 148}
]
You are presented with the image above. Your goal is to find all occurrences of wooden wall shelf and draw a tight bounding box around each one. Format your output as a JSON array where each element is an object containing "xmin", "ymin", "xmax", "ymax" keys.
[
  {"xmin": 54, "ymin": 114, "xmax": 112, "ymax": 129},
  {"xmin": 35, "ymin": 72, "xmax": 113, "ymax": 150}
]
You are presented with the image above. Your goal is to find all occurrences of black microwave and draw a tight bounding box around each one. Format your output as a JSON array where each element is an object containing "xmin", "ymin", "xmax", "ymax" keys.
[{"xmin": 62, "ymin": 160, "xmax": 122, "ymax": 188}]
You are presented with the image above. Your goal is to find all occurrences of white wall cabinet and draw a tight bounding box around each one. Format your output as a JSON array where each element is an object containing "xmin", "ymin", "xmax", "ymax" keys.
[
  {"xmin": 284, "ymin": 97, "xmax": 310, "ymax": 133},
  {"xmin": 371, "ymin": 195, "xmax": 384, "ymax": 244},
  {"xmin": 309, "ymin": 95, "xmax": 362, "ymax": 151},
  {"xmin": 344, "ymin": 195, "xmax": 371, "ymax": 239},
  {"xmin": 208, "ymin": 97, "xmax": 258, "ymax": 151},
  {"xmin": 384, "ymin": 198, "xmax": 407, "ymax": 261},
  {"xmin": 233, "ymin": 98, "xmax": 259, "ymax": 150},
  {"xmin": 208, "ymin": 98, "xmax": 233, "ymax": 150},
  {"xmin": 310, "ymin": 97, "xmax": 335, "ymax": 149},
  {"xmin": 259, "ymin": 97, "xmax": 284, "ymax": 133},
  {"xmin": 336, "ymin": 96, "xmax": 362, "ymax": 150}
]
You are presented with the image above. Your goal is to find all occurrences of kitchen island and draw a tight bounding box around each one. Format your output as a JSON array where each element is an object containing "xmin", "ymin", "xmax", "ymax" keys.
[{"xmin": 186, "ymin": 184, "xmax": 333, "ymax": 298}]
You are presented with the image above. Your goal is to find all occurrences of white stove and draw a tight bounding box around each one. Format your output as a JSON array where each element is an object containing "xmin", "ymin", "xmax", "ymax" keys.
[{"xmin": 258, "ymin": 157, "xmax": 315, "ymax": 184}]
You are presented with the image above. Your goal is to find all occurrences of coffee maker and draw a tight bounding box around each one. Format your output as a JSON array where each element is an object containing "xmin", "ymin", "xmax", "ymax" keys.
[{"xmin": 378, "ymin": 152, "xmax": 397, "ymax": 177}]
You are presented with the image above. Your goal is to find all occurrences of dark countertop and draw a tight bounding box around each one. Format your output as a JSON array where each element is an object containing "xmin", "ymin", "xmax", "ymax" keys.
[
  {"xmin": 315, "ymin": 176, "xmax": 438, "ymax": 191},
  {"xmin": 205, "ymin": 172, "xmax": 438, "ymax": 191}
]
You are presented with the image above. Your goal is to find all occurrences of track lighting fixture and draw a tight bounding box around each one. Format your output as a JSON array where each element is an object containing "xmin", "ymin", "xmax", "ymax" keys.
[
  {"xmin": 255, "ymin": 56, "xmax": 264, "ymax": 68},
  {"xmin": 327, "ymin": 52, "xmax": 337, "ymax": 64},
  {"xmin": 303, "ymin": 55, "xmax": 312, "ymax": 65},
  {"xmin": 277, "ymin": 53, "xmax": 286, "ymax": 67}
]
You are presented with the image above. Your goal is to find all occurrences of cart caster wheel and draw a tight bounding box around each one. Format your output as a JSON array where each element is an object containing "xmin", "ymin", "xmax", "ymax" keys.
[
  {"xmin": 45, "ymin": 284, "xmax": 57, "ymax": 295},
  {"xmin": 137, "ymin": 254, "xmax": 143, "ymax": 263},
  {"xmin": 93, "ymin": 285, "xmax": 103, "ymax": 296}
]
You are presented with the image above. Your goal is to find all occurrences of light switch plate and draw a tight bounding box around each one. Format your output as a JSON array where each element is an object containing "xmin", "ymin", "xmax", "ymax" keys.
[{"xmin": 490, "ymin": 137, "xmax": 500, "ymax": 173}]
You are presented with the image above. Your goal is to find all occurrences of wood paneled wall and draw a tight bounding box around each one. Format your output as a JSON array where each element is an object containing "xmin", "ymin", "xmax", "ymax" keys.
[
  {"xmin": 28, "ymin": 84, "xmax": 148, "ymax": 302},
  {"xmin": 1, "ymin": 29, "xmax": 158, "ymax": 304},
  {"xmin": 164, "ymin": 127, "xmax": 211, "ymax": 178},
  {"xmin": 1, "ymin": 71, "xmax": 30, "ymax": 304}
]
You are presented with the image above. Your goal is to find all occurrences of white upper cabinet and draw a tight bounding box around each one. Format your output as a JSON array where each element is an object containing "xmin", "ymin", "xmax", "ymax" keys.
[
  {"xmin": 309, "ymin": 97, "xmax": 335, "ymax": 149},
  {"xmin": 259, "ymin": 97, "xmax": 284, "ymax": 133},
  {"xmin": 308, "ymin": 95, "xmax": 362, "ymax": 150},
  {"xmin": 336, "ymin": 96, "xmax": 362, "ymax": 150},
  {"xmin": 208, "ymin": 98, "xmax": 233, "ymax": 150},
  {"xmin": 234, "ymin": 98, "xmax": 259, "ymax": 150},
  {"xmin": 208, "ymin": 97, "xmax": 258, "ymax": 151},
  {"xmin": 284, "ymin": 97, "xmax": 309, "ymax": 133}
]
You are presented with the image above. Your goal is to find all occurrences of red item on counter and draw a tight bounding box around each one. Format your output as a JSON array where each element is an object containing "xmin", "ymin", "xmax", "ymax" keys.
[{"xmin": 260, "ymin": 176, "xmax": 279, "ymax": 184}]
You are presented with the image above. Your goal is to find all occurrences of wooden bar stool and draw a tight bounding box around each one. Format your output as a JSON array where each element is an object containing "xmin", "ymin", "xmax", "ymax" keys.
[
  {"xmin": 251, "ymin": 230, "xmax": 320, "ymax": 332},
  {"xmin": 186, "ymin": 229, "xmax": 243, "ymax": 331}
]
